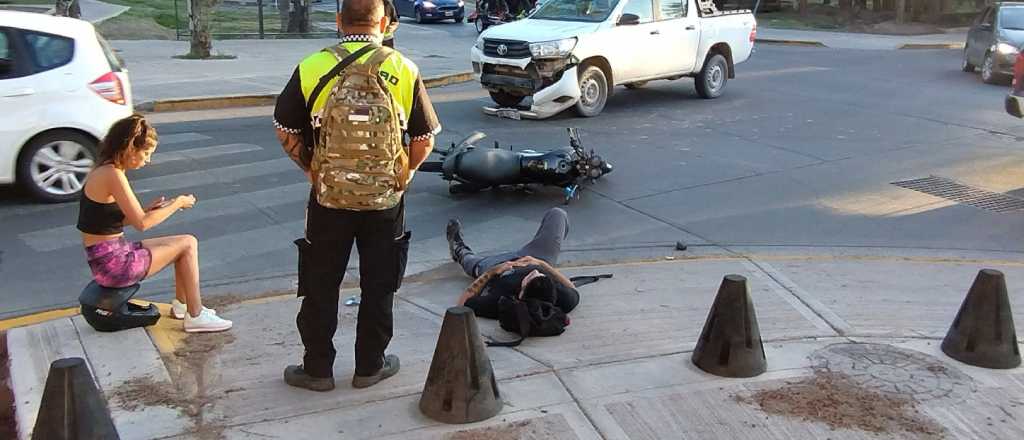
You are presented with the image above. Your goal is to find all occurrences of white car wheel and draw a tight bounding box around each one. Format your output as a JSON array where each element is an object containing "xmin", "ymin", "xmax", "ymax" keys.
[{"xmin": 18, "ymin": 130, "xmax": 97, "ymax": 203}]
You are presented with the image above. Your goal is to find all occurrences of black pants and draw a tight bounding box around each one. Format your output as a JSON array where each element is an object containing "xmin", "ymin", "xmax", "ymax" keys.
[{"xmin": 295, "ymin": 195, "xmax": 409, "ymax": 378}]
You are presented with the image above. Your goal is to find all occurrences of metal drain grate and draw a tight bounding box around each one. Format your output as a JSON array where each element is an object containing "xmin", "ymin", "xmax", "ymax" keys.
[{"xmin": 891, "ymin": 176, "xmax": 1024, "ymax": 213}]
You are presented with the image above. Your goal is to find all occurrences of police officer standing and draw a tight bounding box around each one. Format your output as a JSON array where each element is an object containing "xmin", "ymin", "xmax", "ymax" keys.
[
  {"xmin": 273, "ymin": 0, "xmax": 441, "ymax": 392},
  {"xmin": 383, "ymin": 0, "xmax": 399, "ymax": 47}
]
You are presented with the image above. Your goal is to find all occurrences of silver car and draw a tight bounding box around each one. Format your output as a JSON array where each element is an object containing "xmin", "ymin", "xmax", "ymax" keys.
[{"xmin": 963, "ymin": 2, "xmax": 1024, "ymax": 84}]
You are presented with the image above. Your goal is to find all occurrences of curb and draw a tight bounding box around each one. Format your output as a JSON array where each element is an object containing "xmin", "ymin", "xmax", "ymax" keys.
[
  {"xmin": 898, "ymin": 43, "xmax": 965, "ymax": 50},
  {"xmin": 137, "ymin": 70, "xmax": 476, "ymax": 113},
  {"xmin": 755, "ymin": 38, "xmax": 827, "ymax": 48}
]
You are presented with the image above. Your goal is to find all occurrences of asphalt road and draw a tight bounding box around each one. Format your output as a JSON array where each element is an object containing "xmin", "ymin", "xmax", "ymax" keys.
[{"xmin": 3, "ymin": 45, "xmax": 1024, "ymax": 318}]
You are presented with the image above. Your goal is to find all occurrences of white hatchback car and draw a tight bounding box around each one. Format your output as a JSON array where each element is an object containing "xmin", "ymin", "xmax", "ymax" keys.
[{"xmin": 0, "ymin": 11, "xmax": 133, "ymax": 202}]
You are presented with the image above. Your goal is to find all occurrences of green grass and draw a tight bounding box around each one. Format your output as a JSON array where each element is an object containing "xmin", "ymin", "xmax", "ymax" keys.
[
  {"xmin": 0, "ymin": 0, "xmax": 54, "ymax": 5},
  {"xmin": 97, "ymin": 0, "xmax": 338, "ymax": 38}
]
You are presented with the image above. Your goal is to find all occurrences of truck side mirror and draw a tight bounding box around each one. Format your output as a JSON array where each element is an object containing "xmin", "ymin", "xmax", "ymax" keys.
[{"xmin": 617, "ymin": 13, "xmax": 640, "ymax": 26}]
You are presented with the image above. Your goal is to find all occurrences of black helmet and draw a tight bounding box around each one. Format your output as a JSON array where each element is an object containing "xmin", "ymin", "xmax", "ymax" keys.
[{"xmin": 79, "ymin": 281, "xmax": 160, "ymax": 332}]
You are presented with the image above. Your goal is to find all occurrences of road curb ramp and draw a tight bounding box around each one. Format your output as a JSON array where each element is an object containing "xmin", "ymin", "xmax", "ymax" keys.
[
  {"xmin": 419, "ymin": 306, "xmax": 502, "ymax": 424},
  {"xmin": 691, "ymin": 274, "xmax": 767, "ymax": 378},
  {"xmin": 941, "ymin": 269, "xmax": 1021, "ymax": 369},
  {"xmin": 32, "ymin": 357, "xmax": 120, "ymax": 440}
]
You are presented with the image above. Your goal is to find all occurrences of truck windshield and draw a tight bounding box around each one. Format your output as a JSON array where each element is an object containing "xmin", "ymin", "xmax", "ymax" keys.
[
  {"xmin": 532, "ymin": 0, "xmax": 620, "ymax": 22},
  {"xmin": 1002, "ymin": 7, "xmax": 1024, "ymax": 30}
]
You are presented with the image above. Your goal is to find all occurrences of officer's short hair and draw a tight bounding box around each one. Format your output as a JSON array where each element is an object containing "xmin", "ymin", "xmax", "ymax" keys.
[{"xmin": 342, "ymin": 0, "xmax": 385, "ymax": 27}]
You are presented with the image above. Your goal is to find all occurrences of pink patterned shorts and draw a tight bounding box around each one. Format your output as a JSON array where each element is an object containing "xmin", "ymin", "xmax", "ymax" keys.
[{"xmin": 85, "ymin": 237, "xmax": 152, "ymax": 288}]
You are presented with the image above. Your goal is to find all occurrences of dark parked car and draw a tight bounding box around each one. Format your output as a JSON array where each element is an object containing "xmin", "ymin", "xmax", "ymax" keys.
[
  {"xmin": 1005, "ymin": 51, "xmax": 1024, "ymax": 117},
  {"xmin": 395, "ymin": 0, "xmax": 465, "ymax": 23},
  {"xmin": 963, "ymin": 2, "xmax": 1024, "ymax": 84}
]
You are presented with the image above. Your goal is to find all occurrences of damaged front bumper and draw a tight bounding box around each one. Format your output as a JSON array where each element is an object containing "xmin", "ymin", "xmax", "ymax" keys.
[{"xmin": 471, "ymin": 46, "xmax": 580, "ymax": 120}]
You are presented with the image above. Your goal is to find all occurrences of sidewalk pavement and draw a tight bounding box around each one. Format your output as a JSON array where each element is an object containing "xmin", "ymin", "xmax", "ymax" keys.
[
  {"xmin": 115, "ymin": 24, "xmax": 968, "ymax": 111},
  {"xmin": 80, "ymin": 0, "xmax": 129, "ymax": 24},
  {"xmin": 6, "ymin": 248, "xmax": 1024, "ymax": 439},
  {"xmin": 757, "ymin": 27, "xmax": 967, "ymax": 50},
  {"xmin": 113, "ymin": 23, "xmax": 479, "ymax": 109}
]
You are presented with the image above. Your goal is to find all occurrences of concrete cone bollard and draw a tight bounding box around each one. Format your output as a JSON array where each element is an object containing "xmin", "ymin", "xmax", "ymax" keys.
[
  {"xmin": 691, "ymin": 275, "xmax": 767, "ymax": 378},
  {"xmin": 419, "ymin": 306, "xmax": 502, "ymax": 424},
  {"xmin": 941, "ymin": 269, "xmax": 1021, "ymax": 369},
  {"xmin": 32, "ymin": 357, "xmax": 119, "ymax": 440}
]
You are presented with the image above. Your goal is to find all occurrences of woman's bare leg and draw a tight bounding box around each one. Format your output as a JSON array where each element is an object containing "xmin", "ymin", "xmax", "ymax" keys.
[{"xmin": 142, "ymin": 235, "xmax": 203, "ymax": 317}]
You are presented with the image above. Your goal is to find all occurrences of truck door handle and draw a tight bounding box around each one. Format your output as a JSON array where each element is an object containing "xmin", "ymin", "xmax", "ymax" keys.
[
  {"xmin": 686, "ymin": 25, "xmax": 696, "ymax": 30},
  {"xmin": 650, "ymin": 30, "xmax": 660, "ymax": 35},
  {"xmin": 2, "ymin": 88, "xmax": 35, "ymax": 97}
]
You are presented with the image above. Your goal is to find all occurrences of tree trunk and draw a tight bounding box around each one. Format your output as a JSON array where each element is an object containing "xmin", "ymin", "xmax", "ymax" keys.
[
  {"xmin": 799, "ymin": 0, "xmax": 809, "ymax": 17},
  {"xmin": 287, "ymin": 0, "xmax": 311, "ymax": 33},
  {"xmin": 278, "ymin": 0, "xmax": 290, "ymax": 33},
  {"xmin": 189, "ymin": 0, "xmax": 218, "ymax": 58},
  {"xmin": 896, "ymin": 0, "xmax": 906, "ymax": 23},
  {"xmin": 54, "ymin": 0, "xmax": 81, "ymax": 18}
]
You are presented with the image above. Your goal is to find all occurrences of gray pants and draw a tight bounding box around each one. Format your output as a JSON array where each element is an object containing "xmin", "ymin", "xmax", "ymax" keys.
[{"xmin": 460, "ymin": 208, "xmax": 570, "ymax": 278}]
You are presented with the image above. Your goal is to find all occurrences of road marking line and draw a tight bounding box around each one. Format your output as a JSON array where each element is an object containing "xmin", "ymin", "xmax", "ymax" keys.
[
  {"xmin": 149, "ymin": 143, "xmax": 264, "ymax": 165},
  {"xmin": 19, "ymin": 182, "xmax": 310, "ymax": 252},
  {"xmin": 157, "ymin": 132, "xmax": 213, "ymax": 145},
  {"xmin": 0, "ymin": 307, "xmax": 79, "ymax": 331},
  {"xmin": 743, "ymin": 66, "xmax": 832, "ymax": 78},
  {"xmin": 134, "ymin": 157, "xmax": 295, "ymax": 194}
]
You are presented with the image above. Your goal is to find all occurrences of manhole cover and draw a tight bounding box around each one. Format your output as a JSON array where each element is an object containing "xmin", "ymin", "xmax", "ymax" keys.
[
  {"xmin": 811, "ymin": 343, "xmax": 976, "ymax": 402},
  {"xmin": 891, "ymin": 176, "xmax": 1024, "ymax": 213}
]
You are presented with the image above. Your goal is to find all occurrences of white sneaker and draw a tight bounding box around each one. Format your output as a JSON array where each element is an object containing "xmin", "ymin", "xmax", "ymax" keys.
[
  {"xmin": 171, "ymin": 299, "xmax": 216, "ymax": 320},
  {"xmin": 184, "ymin": 309, "xmax": 233, "ymax": 333}
]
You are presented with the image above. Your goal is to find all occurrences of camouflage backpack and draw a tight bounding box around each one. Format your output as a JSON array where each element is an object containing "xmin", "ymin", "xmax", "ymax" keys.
[{"xmin": 306, "ymin": 44, "xmax": 409, "ymax": 211}]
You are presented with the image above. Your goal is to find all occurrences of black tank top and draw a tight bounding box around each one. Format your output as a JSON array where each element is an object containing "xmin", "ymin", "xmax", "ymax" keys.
[{"xmin": 77, "ymin": 194, "xmax": 125, "ymax": 235}]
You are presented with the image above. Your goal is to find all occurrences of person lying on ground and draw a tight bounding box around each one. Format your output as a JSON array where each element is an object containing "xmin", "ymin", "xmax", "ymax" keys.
[{"xmin": 447, "ymin": 208, "xmax": 579, "ymax": 318}]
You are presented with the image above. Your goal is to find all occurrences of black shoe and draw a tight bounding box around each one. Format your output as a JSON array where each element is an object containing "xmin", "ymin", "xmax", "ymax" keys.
[
  {"xmin": 446, "ymin": 219, "xmax": 472, "ymax": 263},
  {"xmin": 284, "ymin": 365, "xmax": 335, "ymax": 392},
  {"xmin": 352, "ymin": 354, "xmax": 401, "ymax": 389}
]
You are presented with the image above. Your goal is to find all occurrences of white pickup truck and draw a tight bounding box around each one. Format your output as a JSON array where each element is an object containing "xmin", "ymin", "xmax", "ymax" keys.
[{"xmin": 470, "ymin": 0, "xmax": 757, "ymax": 119}]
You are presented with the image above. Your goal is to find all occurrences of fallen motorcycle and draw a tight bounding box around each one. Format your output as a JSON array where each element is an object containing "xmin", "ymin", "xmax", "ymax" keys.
[{"xmin": 419, "ymin": 128, "xmax": 612, "ymax": 204}]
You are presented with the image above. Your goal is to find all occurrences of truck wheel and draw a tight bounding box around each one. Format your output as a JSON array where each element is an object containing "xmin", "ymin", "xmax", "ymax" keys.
[
  {"xmin": 17, "ymin": 130, "xmax": 97, "ymax": 203},
  {"xmin": 696, "ymin": 54, "xmax": 728, "ymax": 99},
  {"xmin": 574, "ymin": 65, "xmax": 608, "ymax": 117},
  {"xmin": 489, "ymin": 91, "xmax": 524, "ymax": 107},
  {"xmin": 624, "ymin": 81, "xmax": 647, "ymax": 90}
]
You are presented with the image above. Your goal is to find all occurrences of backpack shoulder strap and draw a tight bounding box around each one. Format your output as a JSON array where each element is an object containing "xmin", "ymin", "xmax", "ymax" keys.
[
  {"xmin": 351, "ymin": 45, "xmax": 395, "ymax": 76},
  {"xmin": 305, "ymin": 44, "xmax": 378, "ymax": 114},
  {"xmin": 486, "ymin": 300, "xmax": 530, "ymax": 347},
  {"xmin": 570, "ymin": 273, "xmax": 613, "ymax": 288}
]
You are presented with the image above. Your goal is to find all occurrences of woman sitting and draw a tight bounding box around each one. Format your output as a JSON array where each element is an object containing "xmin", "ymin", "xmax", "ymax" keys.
[{"xmin": 78, "ymin": 115, "xmax": 232, "ymax": 333}]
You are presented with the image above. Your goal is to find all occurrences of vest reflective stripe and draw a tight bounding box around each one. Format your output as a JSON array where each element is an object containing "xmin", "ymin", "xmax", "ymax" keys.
[{"xmin": 298, "ymin": 42, "xmax": 418, "ymax": 128}]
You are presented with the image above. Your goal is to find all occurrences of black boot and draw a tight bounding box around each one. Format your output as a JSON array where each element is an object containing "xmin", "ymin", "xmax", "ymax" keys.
[{"xmin": 446, "ymin": 219, "xmax": 472, "ymax": 263}]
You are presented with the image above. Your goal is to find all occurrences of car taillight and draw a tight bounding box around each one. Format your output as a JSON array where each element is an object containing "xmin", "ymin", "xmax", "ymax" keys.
[
  {"xmin": 89, "ymin": 72, "xmax": 125, "ymax": 105},
  {"xmin": 750, "ymin": 23, "xmax": 757, "ymax": 43}
]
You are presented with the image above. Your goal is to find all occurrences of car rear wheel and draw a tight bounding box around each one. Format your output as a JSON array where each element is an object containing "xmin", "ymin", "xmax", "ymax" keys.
[
  {"xmin": 962, "ymin": 48, "xmax": 976, "ymax": 72},
  {"xmin": 489, "ymin": 91, "xmax": 525, "ymax": 107},
  {"xmin": 574, "ymin": 65, "xmax": 609, "ymax": 117},
  {"xmin": 696, "ymin": 54, "xmax": 728, "ymax": 99},
  {"xmin": 416, "ymin": 9, "xmax": 426, "ymax": 24},
  {"xmin": 17, "ymin": 130, "xmax": 98, "ymax": 203}
]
